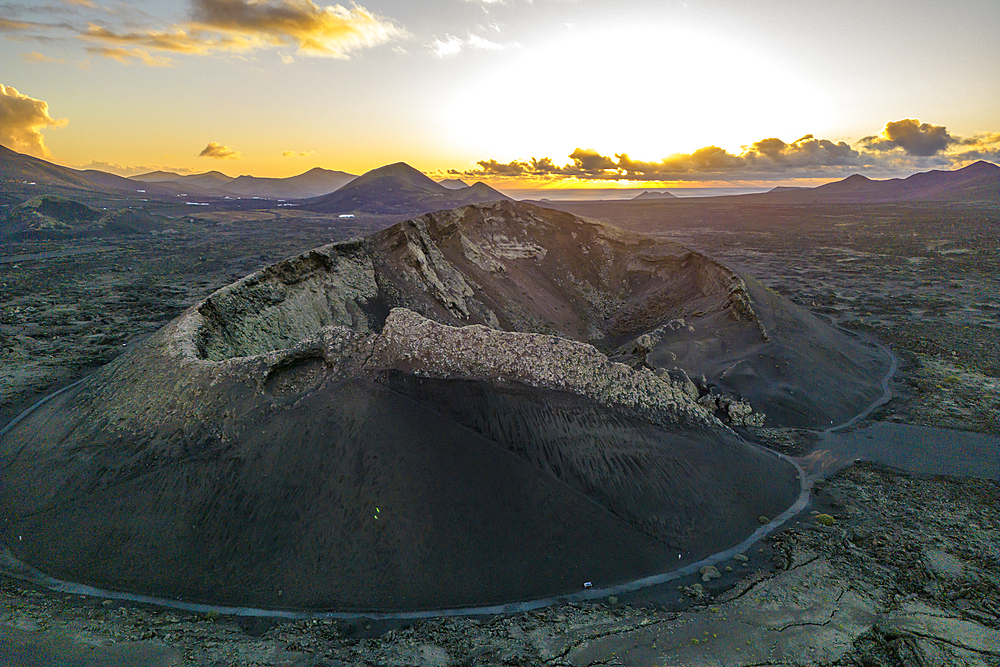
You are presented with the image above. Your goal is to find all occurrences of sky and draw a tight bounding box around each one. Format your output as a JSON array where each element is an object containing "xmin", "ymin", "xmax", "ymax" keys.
[{"xmin": 1, "ymin": 0, "xmax": 999, "ymax": 193}]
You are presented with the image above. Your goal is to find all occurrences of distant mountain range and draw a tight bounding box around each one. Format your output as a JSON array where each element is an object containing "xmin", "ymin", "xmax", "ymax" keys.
[
  {"xmin": 132, "ymin": 167, "xmax": 356, "ymax": 199},
  {"xmin": 437, "ymin": 178, "xmax": 470, "ymax": 190},
  {"xmin": 2, "ymin": 143, "xmax": 997, "ymax": 207},
  {"xmin": 758, "ymin": 160, "xmax": 1000, "ymax": 204},
  {"xmin": 0, "ymin": 145, "xmax": 358, "ymax": 200},
  {"xmin": 301, "ymin": 162, "xmax": 510, "ymax": 215},
  {"xmin": 632, "ymin": 191, "xmax": 677, "ymax": 200}
]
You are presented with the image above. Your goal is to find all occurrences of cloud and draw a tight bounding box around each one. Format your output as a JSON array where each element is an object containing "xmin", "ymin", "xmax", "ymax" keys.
[
  {"xmin": 959, "ymin": 131, "xmax": 1000, "ymax": 148},
  {"xmin": 475, "ymin": 158, "xmax": 526, "ymax": 175},
  {"xmin": 75, "ymin": 0, "xmax": 405, "ymax": 63},
  {"xmin": 5, "ymin": 1, "xmax": 406, "ymax": 63},
  {"xmin": 568, "ymin": 147, "xmax": 616, "ymax": 172},
  {"xmin": 190, "ymin": 0, "xmax": 406, "ymax": 56},
  {"xmin": 199, "ymin": 141, "xmax": 241, "ymax": 159},
  {"xmin": 82, "ymin": 24, "xmax": 247, "ymax": 56},
  {"xmin": 1, "ymin": 18, "xmax": 29, "ymax": 31},
  {"xmin": 0, "ymin": 18, "xmax": 38, "ymax": 32},
  {"xmin": 0, "ymin": 83, "xmax": 67, "ymax": 157},
  {"xmin": 466, "ymin": 34, "xmax": 503, "ymax": 49},
  {"xmin": 860, "ymin": 119, "xmax": 956, "ymax": 157},
  {"xmin": 74, "ymin": 160, "xmax": 198, "ymax": 176},
  {"xmin": 85, "ymin": 46, "xmax": 175, "ymax": 66},
  {"xmin": 282, "ymin": 149, "xmax": 314, "ymax": 157},
  {"xmin": 430, "ymin": 34, "xmax": 463, "ymax": 57},
  {"xmin": 22, "ymin": 51, "xmax": 66, "ymax": 63},
  {"xmin": 430, "ymin": 32, "xmax": 508, "ymax": 56},
  {"xmin": 743, "ymin": 135, "xmax": 860, "ymax": 167},
  {"xmin": 459, "ymin": 120, "xmax": 998, "ymax": 184}
]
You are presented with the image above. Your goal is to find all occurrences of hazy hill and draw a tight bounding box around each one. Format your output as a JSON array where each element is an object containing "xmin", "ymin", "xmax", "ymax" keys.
[
  {"xmin": 131, "ymin": 170, "xmax": 184, "ymax": 183},
  {"xmin": 303, "ymin": 162, "xmax": 510, "ymax": 215},
  {"xmin": 0, "ymin": 145, "xmax": 208, "ymax": 197},
  {"xmin": 0, "ymin": 144, "xmax": 107, "ymax": 191},
  {"xmin": 178, "ymin": 171, "xmax": 234, "ymax": 188},
  {"xmin": 0, "ymin": 146, "xmax": 351, "ymax": 201},
  {"xmin": 221, "ymin": 167, "xmax": 356, "ymax": 199},
  {"xmin": 437, "ymin": 178, "xmax": 470, "ymax": 189},
  {"xmin": 131, "ymin": 167, "xmax": 354, "ymax": 199},
  {"xmin": 763, "ymin": 161, "xmax": 1000, "ymax": 203},
  {"xmin": 632, "ymin": 190, "xmax": 678, "ymax": 200}
]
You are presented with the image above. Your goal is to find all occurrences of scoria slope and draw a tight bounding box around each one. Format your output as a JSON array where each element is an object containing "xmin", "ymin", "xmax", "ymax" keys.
[{"xmin": 0, "ymin": 201, "xmax": 885, "ymax": 611}]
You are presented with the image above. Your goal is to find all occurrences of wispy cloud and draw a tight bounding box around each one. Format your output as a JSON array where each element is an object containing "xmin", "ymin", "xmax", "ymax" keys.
[
  {"xmin": 2, "ymin": 0, "xmax": 407, "ymax": 64},
  {"xmin": 282, "ymin": 149, "xmax": 315, "ymax": 157},
  {"xmin": 74, "ymin": 160, "xmax": 198, "ymax": 176},
  {"xmin": 0, "ymin": 18, "xmax": 40, "ymax": 32},
  {"xmin": 189, "ymin": 0, "xmax": 406, "ymax": 56},
  {"xmin": 22, "ymin": 50, "xmax": 66, "ymax": 63},
  {"xmin": 456, "ymin": 120, "xmax": 1000, "ymax": 183},
  {"xmin": 85, "ymin": 45, "xmax": 176, "ymax": 66},
  {"xmin": 199, "ymin": 141, "xmax": 241, "ymax": 159},
  {"xmin": 0, "ymin": 83, "xmax": 67, "ymax": 157},
  {"xmin": 81, "ymin": 23, "xmax": 253, "ymax": 56},
  {"xmin": 430, "ymin": 32, "xmax": 508, "ymax": 57}
]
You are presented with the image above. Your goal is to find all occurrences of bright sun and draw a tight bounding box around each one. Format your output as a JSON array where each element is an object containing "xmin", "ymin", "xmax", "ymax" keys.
[{"xmin": 442, "ymin": 25, "xmax": 834, "ymax": 164}]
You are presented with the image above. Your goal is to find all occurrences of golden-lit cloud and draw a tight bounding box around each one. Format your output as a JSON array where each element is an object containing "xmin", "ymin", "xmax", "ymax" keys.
[
  {"xmin": 191, "ymin": 0, "xmax": 406, "ymax": 56},
  {"xmin": 568, "ymin": 148, "xmax": 617, "ymax": 172},
  {"xmin": 460, "ymin": 121, "xmax": 998, "ymax": 184},
  {"xmin": 860, "ymin": 119, "xmax": 956, "ymax": 157},
  {"xmin": 744, "ymin": 135, "xmax": 859, "ymax": 166},
  {"xmin": 962, "ymin": 132, "xmax": 1000, "ymax": 147},
  {"xmin": 22, "ymin": 51, "xmax": 66, "ymax": 64},
  {"xmin": 82, "ymin": 24, "xmax": 247, "ymax": 56},
  {"xmin": 0, "ymin": 83, "xmax": 67, "ymax": 158},
  {"xmin": 78, "ymin": 0, "xmax": 406, "ymax": 63},
  {"xmin": 85, "ymin": 46, "xmax": 176, "ymax": 66},
  {"xmin": 199, "ymin": 141, "xmax": 242, "ymax": 159},
  {"xmin": 75, "ymin": 160, "xmax": 199, "ymax": 176},
  {"xmin": 61, "ymin": 0, "xmax": 96, "ymax": 6},
  {"xmin": 0, "ymin": 18, "xmax": 37, "ymax": 32},
  {"xmin": 282, "ymin": 149, "xmax": 315, "ymax": 157}
]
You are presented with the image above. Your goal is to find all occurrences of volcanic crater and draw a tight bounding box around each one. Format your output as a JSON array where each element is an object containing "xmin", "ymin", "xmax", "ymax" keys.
[{"xmin": 0, "ymin": 201, "xmax": 886, "ymax": 611}]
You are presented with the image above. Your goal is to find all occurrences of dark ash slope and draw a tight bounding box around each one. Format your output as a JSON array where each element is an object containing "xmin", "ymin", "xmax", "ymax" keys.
[{"xmin": 0, "ymin": 201, "xmax": 883, "ymax": 611}]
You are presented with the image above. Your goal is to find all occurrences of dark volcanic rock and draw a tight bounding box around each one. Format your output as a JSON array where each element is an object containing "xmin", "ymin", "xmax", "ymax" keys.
[
  {"xmin": 1, "ymin": 195, "xmax": 97, "ymax": 239},
  {"xmin": 0, "ymin": 201, "xmax": 885, "ymax": 611},
  {"xmin": 0, "ymin": 196, "xmax": 164, "ymax": 239}
]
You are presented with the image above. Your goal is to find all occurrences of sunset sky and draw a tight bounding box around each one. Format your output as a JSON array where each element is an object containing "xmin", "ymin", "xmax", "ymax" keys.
[{"xmin": 2, "ymin": 0, "xmax": 999, "ymax": 193}]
